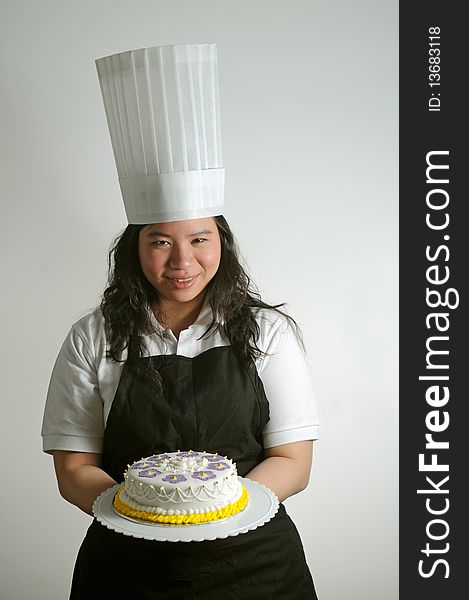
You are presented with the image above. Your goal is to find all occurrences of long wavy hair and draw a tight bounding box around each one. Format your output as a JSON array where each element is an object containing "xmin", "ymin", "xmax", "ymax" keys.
[{"xmin": 101, "ymin": 216, "xmax": 302, "ymax": 365}]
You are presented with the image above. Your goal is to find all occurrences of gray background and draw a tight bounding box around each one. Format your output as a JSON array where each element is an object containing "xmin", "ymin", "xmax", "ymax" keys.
[{"xmin": 0, "ymin": 1, "xmax": 398, "ymax": 598}]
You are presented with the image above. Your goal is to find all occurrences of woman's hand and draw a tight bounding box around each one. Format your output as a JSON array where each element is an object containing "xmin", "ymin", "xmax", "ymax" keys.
[
  {"xmin": 244, "ymin": 441, "xmax": 313, "ymax": 502},
  {"xmin": 52, "ymin": 451, "xmax": 116, "ymax": 516}
]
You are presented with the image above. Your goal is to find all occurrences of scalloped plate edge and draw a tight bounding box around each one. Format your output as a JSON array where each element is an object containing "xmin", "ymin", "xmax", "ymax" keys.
[{"xmin": 92, "ymin": 478, "xmax": 279, "ymax": 542}]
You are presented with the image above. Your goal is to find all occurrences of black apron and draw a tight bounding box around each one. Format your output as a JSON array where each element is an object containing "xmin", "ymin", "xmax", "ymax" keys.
[{"xmin": 70, "ymin": 340, "xmax": 318, "ymax": 600}]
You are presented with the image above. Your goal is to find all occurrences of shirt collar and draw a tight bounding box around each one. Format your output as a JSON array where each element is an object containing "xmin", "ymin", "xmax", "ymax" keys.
[{"xmin": 147, "ymin": 297, "xmax": 224, "ymax": 337}]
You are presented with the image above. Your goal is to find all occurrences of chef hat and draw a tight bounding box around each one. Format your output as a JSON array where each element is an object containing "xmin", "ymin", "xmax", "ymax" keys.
[{"xmin": 95, "ymin": 44, "xmax": 224, "ymax": 224}]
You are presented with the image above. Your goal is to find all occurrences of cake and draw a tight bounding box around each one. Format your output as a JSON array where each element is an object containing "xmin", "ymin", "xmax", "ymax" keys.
[{"xmin": 113, "ymin": 450, "xmax": 249, "ymax": 525}]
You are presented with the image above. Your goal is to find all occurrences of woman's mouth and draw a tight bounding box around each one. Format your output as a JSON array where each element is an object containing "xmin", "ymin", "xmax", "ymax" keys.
[{"xmin": 167, "ymin": 275, "xmax": 198, "ymax": 289}]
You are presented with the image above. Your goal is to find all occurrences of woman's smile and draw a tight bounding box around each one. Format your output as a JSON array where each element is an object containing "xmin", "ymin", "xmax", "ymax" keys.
[{"xmin": 166, "ymin": 274, "xmax": 199, "ymax": 289}]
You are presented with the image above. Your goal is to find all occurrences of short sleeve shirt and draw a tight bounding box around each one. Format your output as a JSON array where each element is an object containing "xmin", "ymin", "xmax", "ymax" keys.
[{"xmin": 41, "ymin": 304, "xmax": 319, "ymax": 454}]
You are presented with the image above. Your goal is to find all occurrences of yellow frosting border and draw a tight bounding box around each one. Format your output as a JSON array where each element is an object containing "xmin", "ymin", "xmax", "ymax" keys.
[{"xmin": 113, "ymin": 484, "xmax": 249, "ymax": 525}]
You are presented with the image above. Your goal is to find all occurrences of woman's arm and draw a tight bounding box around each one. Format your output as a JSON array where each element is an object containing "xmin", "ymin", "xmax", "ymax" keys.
[
  {"xmin": 52, "ymin": 451, "xmax": 116, "ymax": 516},
  {"xmin": 244, "ymin": 440, "xmax": 313, "ymax": 502}
]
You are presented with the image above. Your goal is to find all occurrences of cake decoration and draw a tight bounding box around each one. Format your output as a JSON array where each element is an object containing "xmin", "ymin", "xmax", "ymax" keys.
[
  {"xmin": 192, "ymin": 470, "xmax": 217, "ymax": 481},
  {"xmin": 138, "ymin": 468, "xmax": 163, "ymax": 478},
  {"xmin": 147, "ymin": 454, "xmax": 170, "ymax": 462},
  {"xmin": 113, "ymin": 450, "xmax": 248, "ymax": 525},
  {"xmin": 162, "ymin": 474, "xmax": 187, "ymax": 484},
  {"xmin": 130, "ymin": 460, "xmax": 155, "ymax": 470},
  {"xmin": 208, "ymin": 461, "xmax": 230, "ymax": 471},
  {"xmin": 205, "ymin": 454, "xmax": 225, "ymax": 461}
]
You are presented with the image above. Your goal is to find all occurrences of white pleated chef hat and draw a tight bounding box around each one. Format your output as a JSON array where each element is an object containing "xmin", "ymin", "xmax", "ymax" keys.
[{"xmin": 95, "ymin": 44, "xmax": 224, "ymax": 224}]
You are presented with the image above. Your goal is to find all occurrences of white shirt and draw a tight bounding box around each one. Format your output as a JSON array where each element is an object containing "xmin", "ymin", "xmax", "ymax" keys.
[{"xmin": 41, "ymin": 303, "xmax": 319, "ymax": 454}]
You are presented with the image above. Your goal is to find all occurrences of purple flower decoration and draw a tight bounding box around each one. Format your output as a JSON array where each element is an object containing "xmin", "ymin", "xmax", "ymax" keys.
[
  {"xmin": 162, "ymin": 474, "xmax": 187, "ymax": 484},
  {"xmin": 192, "ymin": 470, "xmax": 216, "ymax": 481},
  {"xmin": 208, "ymin": 461, "xmax": 230, "ymax": 471},
  {"xmin": 138, "ymin": 468, "xmax": 163, "ymax": 478},
  {"xmin": 176, "ymin": 451, "xmax": 200, "ymax": 457},
  {"xmin": 147, "ymin": 454, "xmax": 170, "ymax": 462},
  {"xmin": 130, "ymin": 460, "xmax": 154, "ymax": 470},
  {"xmin": 203, "ymin": 453, "xmax": 225, "ymax": 462}
]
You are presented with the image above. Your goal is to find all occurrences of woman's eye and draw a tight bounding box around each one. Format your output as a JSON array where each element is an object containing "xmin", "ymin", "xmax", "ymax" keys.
[
  {"xmin": 152, "ymin": 240, "xmax": 170, "ymax": 246},
  {"xmin": 192, "ymin": 238, "xmax": 207, "ymax": 244}
]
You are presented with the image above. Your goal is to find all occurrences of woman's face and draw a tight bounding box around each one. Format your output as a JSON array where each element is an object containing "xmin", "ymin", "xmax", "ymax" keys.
[{"xmin": 138, "ymin": 217, "xmax": 221, "ymax": 308}]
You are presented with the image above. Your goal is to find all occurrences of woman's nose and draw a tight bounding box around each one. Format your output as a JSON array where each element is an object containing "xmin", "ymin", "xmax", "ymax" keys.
[{"xmin": 168, "ymin": 244, "xmax": 194, "ymax": 270}]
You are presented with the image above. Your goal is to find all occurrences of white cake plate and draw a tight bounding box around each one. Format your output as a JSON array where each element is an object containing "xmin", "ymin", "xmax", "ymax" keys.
[{"xmin": 92, "ymin": 477, "xmax": 279, "ymax": 543}]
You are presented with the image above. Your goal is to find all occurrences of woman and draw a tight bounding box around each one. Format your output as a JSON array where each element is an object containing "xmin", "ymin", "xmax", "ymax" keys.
[{"xmin": 42, "ymin": 43, "xmax": 319, "ymax": 599}]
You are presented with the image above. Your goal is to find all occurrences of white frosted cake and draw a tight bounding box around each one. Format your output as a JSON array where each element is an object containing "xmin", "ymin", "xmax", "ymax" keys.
[{"xmin": 113, "ymin": 450, "xmax": 249, "ymax": 525}]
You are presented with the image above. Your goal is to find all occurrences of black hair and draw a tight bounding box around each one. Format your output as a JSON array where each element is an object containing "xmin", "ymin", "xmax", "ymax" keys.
[{"xmin": 100, "ymin": 216, "xmax": 302, "ymax": 364}]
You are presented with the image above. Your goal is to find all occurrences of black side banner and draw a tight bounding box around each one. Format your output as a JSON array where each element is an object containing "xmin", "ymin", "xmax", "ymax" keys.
[{"xmin": 400, "ymin": 3, "xmax": 466, "ymax": 598}]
